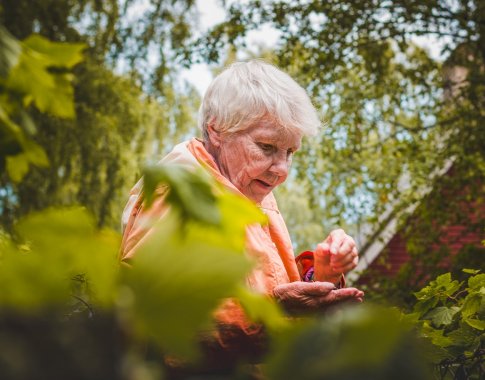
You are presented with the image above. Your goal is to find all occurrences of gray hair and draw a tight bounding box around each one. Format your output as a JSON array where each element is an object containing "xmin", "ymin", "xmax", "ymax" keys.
[{"xmin": 198, "ymin": 60, "xmax": 320, "ymax": 139}]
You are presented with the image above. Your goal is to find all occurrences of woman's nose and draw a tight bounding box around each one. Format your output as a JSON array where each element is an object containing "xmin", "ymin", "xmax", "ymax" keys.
[{"xmin": 269, "ymin": 152, "xmax": 289, "ymax": 177}]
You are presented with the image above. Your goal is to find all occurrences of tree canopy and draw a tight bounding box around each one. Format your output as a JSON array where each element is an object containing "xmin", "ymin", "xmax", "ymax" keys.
[{"xmin": 0, "ymin": 0, "xmax": 200, "ymax": 229}]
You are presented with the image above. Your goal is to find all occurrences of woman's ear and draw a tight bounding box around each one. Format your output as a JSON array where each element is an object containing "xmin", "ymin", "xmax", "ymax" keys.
[{"xmin": 206, "ymin": 122, "xmax": 221, "ymax": 147}]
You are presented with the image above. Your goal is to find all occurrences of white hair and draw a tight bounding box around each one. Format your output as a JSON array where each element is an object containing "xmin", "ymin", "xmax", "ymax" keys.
[{"xmin": 198, "ymin": 60, "xmax": 320, "ymax": 139}]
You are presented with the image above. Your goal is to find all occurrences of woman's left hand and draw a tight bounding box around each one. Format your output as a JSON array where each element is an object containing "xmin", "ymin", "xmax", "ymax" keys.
[
  {"xmin": 273, "ymin": 281, "xmax": 364, "ymax": 314},
  {"xmin": 313, "ymin": 229, "xmax": 359, "ymax": 283}
]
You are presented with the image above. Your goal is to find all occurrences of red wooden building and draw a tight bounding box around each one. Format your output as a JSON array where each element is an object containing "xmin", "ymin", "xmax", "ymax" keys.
[{"xmin": 348, "ymin": 164, "xmax": 484, "ymax": 284}]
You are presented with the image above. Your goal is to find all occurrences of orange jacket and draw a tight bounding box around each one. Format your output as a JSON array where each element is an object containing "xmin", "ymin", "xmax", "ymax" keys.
[
  {"xmin": 120, "ymin": 138, "xmax": 301, "ymax": 284},
  {"xmin": 120, "ymin": 138, "xmax": 301, "ymax": 356}
]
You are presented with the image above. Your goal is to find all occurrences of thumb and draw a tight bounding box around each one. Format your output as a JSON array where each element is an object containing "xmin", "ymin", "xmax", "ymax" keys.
[{"xmin": 314, "ymin": 242, "xmax": 331, "ymax": 281}]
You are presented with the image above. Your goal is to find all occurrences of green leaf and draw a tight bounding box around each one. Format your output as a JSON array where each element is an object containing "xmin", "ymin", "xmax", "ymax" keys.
[
  {"xmin": 414, "ymin": 272, "xmax": 461, "ymax": 308},
  {"xmin": 462, "ymin": 268, "xmax": 481, "ymax": 275},
  {"xmin": 143, "ymin": 165, "xmax": 220, "ymax": 226},
  {"xmin": 7, "ymin": 56, "xmax": 75, "ymax": 117},
  {"xmin": 400, "ymin": 311, "xmax": 420, "ymax": 326},
  {"xmin": 5, "ymin": 35, "xmax": 85, "ymax": 118},
  {"xmin": 0, "ymin": 208, "xmax": 120, "ymax": 311},
  {"xmin": 418, "ymin": 337, "xmax": 453, "ymax": 363},
  {"xmin": 0, "ymin": 26, "xmax": 21, "ymax": 77},
  {"xmin": 468, "ymin": 274, "xmax": 485, "ymax": 290},
  {"xmin": 447, "ymin": 322, "xmax": 481, "ymax": 347},
  {"xmin": 23, "ymin": 139, "xmax": 49, "ymax": 166},
  {"xmin": 435, "ymin": 272, "xmax": 452, "ymax": 287},
  {"xmin": 122, "ymin": 185, "xmax": 264, "ymax": 359},
  {"xmin": 123, "ymin": 211, "xmax": 253, "ymax": 358},
  {"xmin": 414, "ymin": 296, "xmax": 439, "ymax": 316},
  {"xmin": 215, "ymin": 191, "xmax": 267, "ymax": 250},
  {"xmin": 5, "ymin": 153, "xmax": 30, "ymax": 182},
  {"xmin": 420, "ymin": 322, "xmax": 453, "ymax": 347},
  {"xmin": 464, "ymin": 318, "xmax": 485, "ymax": 331},
  {"xmin": 236, "ymin": 286, "xmax": 288, "ymax": 331},
  {"xmin": 23, "ymin": 34, "xmax": 85, "ymax": 68},
  {"xmin": 426, "ymin": 306, "xmax": 460, "ymax": 327},
  {"xmin": 5, "ymin": 140, "xmax": 49, "ymax": 182},
  {"xmin": 462, "ymin": 293, "xmax": 482, "ymax": 318}
]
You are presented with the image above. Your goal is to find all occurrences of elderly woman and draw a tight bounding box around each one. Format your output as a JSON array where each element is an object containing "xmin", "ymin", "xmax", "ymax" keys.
[{"xmin": 120, "ymin": 60, "xmax": 363, "ymax": 372}]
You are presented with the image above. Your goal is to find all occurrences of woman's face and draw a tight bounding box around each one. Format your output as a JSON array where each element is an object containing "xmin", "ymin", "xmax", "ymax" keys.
[{"xmin": 211, "ymin": 120, "xmax": 302, "ymax": 203}]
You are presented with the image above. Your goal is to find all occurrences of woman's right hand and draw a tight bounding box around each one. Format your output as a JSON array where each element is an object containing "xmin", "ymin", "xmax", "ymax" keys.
[{"xmin": 273, "ymin": 281, "xmax": 364, "ymax": 314}]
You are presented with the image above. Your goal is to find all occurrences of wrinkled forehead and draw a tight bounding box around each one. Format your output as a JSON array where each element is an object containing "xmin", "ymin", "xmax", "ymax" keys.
[{"xmin": 244, "ymin": 119, "xmax": 303, "ymax": 150}]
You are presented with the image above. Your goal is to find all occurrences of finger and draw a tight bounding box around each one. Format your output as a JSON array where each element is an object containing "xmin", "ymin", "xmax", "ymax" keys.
[
  {"xmin": 330, "ymin": 246, "xmax": 358, "ymax": 267},
  {"xmin": 332, "ymin": 251, "xmax": 358, "ymax": 267},
  {"xmin": 315, "ymin": 242, "xmax": 331, "ymax": 259},
  {"xmin": 326, "ymin": 229, "xmax": 341, "ymax": 253},
  {"xmin": 337, "ymin": 239, "xmax": 354, "ymax": 256},
  {"xmin": 304, "ymin": 281, "xmax": 336, "ymax": 295},
  {"xmin": 329, "ymin": 237, "xmax": 343, "ymax": 255},
  {"xmin": 314, "ymin": 243, "xmax": 331, "ymax": 281},
  {"xmin": 331, "ymin": 257, "xmax": 359, "ymax": 274},
  {"xmin": 329, "ymin": 228, "xmax": 345, "ymax": 238},
  {"xmin": 329, "ymin": 229, "xmax": 350, "ymax": 255},
  {"xmin": 316, "ymin": 288, "xmax": 363, "ymax": 306},
  {"xmin": 275, "ymin": 281, "xmax": 336, "ymax": 296}
]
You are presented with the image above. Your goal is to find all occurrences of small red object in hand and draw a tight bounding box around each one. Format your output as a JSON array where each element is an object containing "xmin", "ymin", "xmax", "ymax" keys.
[{"xmin": 295, "ymin": 250, "xmax": 314, "ymax": 279}]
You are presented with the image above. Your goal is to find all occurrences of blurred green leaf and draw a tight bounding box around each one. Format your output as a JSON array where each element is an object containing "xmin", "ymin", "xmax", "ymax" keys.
[
  {"xmin": 4, "ymin": 34, "xmax": 84, "ymax": 118},
  {"xmin": 7, "ymin": 53, "xmax": 73, "ymax": 117},
  {"xmin": 5, "ymin": 153, "xmax": 30, "ymax": 182},
  {"xmin": 468, "ymin": 273, "xmax": 485, "ymax": 290},
  {"xmin": 464, "ymin": 318, "xmax": 485, "ymax": 331},
  {"xmin": 214, "ymin": 191, "xmax": 267, "ymax": 250},
  {"xmin": 0, "ymin": 31, "xmax": 85, "ymax": 182},
  {"xmin": 462, "ymin": 268, "xmax": 481, "ymax": 275},
  {"xmin": 399, "ymin": 311, "xmax": 420, "ymax": 325},
  {"xmin": 0, "ymin": 208, "xmax": 120, "ymax": 311},
  {"xmin": 123, "ymin": 212, "xmax": 252, "ymax": 358},
  {"xmin": 5, "ymin": 139, "xmax": 49, "ymax": 182},
  {"xmin": 266, "ymin": 304, "xmax": 429, "ymax": 380},
  {"xmin": 143, "ymin": 165, "xmax": 220, "ymax": 226},
  {"xmin": 23, "ymin": 34, "xmax": 85, "ymax": 68},
  {"xmin": 122, "ymin": 182, "xmax": 264, "ymax": 358},
  {"xmin": 418, "ymin": 337, "xmax": 453, "ymax": 363},
  {"xmin": 0, "ymin": 26, "xmax": 21, "ymax": 77},
  {"xmin": 236, "ymin": 286, "xmax": 288, "ymax": 331}
]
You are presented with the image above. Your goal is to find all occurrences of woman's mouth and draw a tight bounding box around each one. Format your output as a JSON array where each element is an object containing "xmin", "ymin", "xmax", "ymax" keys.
[{"xmin": 254, "ymin": 179, "xmax": 272, "ymax": 188}]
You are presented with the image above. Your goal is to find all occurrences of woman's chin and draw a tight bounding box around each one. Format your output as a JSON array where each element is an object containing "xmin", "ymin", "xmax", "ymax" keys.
[{"xmin": 243, "ymin": 181, "xmax": 274, "ymax": 203}]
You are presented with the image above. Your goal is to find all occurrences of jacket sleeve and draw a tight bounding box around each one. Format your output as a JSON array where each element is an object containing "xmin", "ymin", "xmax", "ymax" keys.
[{"xmin": 119, "ymin": 186, "xmax": 170, "ymax": 262}]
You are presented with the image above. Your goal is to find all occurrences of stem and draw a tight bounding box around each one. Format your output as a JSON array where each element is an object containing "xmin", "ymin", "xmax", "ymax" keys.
[{"xmin": 71, "ymin": 295, "xmax": 95, "ymax": 318}]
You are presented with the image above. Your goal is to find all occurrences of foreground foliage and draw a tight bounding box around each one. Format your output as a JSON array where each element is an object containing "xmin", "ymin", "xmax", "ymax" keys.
[
  {"xmin": 410, "ymin": 270, "xmax": 485, "ymax": 379},
  {"xmin": 0, "ymin": 164, "xmax": 482, "ymax": 379}
]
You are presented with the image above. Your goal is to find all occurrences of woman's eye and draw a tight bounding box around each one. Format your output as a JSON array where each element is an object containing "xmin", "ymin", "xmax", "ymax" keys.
[{"xmin": 259, "ymin": 143, "xmax": 274, "ymax": 153}]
